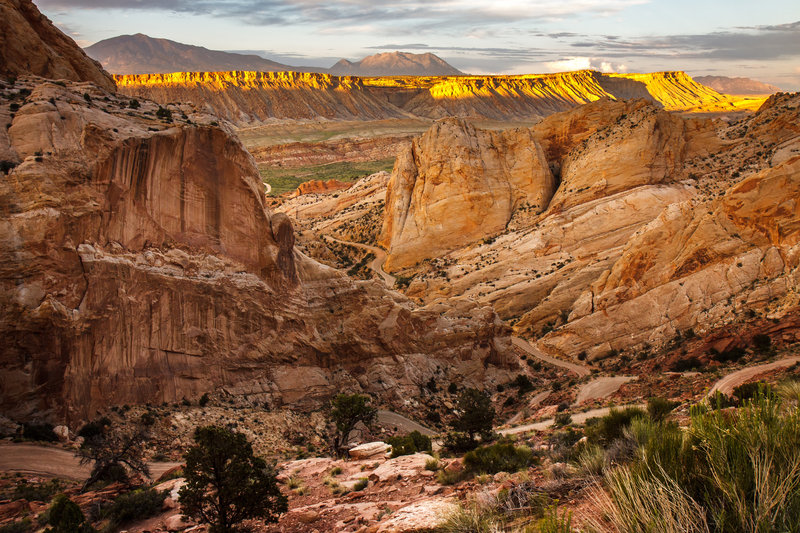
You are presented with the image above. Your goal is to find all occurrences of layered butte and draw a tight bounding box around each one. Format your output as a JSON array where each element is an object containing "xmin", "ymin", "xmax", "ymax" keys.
[{"xmin": 115, "ymin": 69, "xmax": 763, "ymax": 125}]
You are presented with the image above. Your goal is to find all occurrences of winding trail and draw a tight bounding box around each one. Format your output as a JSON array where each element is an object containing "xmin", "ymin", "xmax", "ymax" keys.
[
  {"xmin": 706, "ymin": 356, "xmax": 800, "ymax": 397},
  {"xmin": 324, "ymin": 235, "xmax": 395, "ymax": 287},
  {"xmin": 499, "ymin": 404, "xmax": 647, "ymax": 436},
  {"xmin": 0, "ymin": 443, "xmax": 182, "ymax": 481},
  {"xmin": 511, "ymin": 337, "xmax": 591, "ymax": 378}
]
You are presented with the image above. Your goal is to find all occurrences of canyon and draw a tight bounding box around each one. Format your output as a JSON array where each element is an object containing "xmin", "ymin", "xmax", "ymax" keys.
[{"xmin": 0, "ymin": 0, "xmax": 516, "ymax": 424}]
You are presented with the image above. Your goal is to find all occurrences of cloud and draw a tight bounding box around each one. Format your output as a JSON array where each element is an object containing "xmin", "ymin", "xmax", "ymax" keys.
[
  {"xmin": 544, "ymin": 56, "xmax": 627, "ymax": 72},
  {"xmin": 572, "ymin": 21, "xmax": 800, "ymax": 61},
  {"xmin": 36, "ymin": 0, "xmax": 649, "ymax": 29}
]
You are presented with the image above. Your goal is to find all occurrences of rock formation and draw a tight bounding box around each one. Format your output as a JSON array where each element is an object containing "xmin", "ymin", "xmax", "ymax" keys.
[
  {"xmin": 115, "ymin": 71, "xmax": 412, "ymax": 124},
  {"xmin": 0, "ymin": 77, "xmax": 514, "ymax": 423},
  {"xmin": 380, "ymin": 118, "xmax": 556, "ymax": 270},
  {"xmin": 296, "ymin": 94, "xmax": 799, "ymax": 365},
  {"xmin": 0, "ymin": 3, "xmax": 515, "ymax": 423},
  {"xmin": 695, "ymin": 75, "xmax": 781, "ymax": 95},
  {"xmin": 0, "ymin": 0, "xmax": 115, "ymax": 91},
  {"xmin": 116, "ymin": 70, "xmax": 762, "ymax": 126}
]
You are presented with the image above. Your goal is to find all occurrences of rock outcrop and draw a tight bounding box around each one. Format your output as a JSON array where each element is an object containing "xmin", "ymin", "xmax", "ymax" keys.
[
  {"xmin": 0, "ymin": 0, "xmax": 115, "ymax": 91},
  {"xmin": 0, "ymin": 77, "xmax": 515, "ymax": 423},
  {"xmin": 292, "ymin": 94, "xmax": 799, "ymax": 365},
  {"xmin": 380, "ymin": 118, "xmax": 555, "ymax": 270}
]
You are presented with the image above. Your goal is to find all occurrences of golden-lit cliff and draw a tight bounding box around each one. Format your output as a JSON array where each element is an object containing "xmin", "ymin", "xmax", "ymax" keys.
[{"xmin": 116, "ymin": 69, "xmax": 767, "ymax": 124}]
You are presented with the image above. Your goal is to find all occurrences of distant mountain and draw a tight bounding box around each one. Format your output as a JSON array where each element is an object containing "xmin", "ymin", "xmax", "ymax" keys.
[
  {"xmin": 84, "ymin": 34, "xmax": 296, "ymax": 75},
  {"xmin": 329, "ymin": 52, "xmax": 463, "ymax": 77},
  {"xmin": 695, "ymin": 75, "xmax": 781, "ymax": 95}
]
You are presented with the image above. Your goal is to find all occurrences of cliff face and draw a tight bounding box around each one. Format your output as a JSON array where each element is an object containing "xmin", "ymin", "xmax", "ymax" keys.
[
  {"xmin": 380, "ymin": 118, "xmax": 555, "ymax": 270},
  {"xmin": 115, "ymin": 71, "xmax": 411, "ymax": 124},
  {"xmin": 0, "ymin": 78, "xmax": 513, "ymax": 423},
  {"xmin": 115, "ymin": 70, "xmax": 761, "ymax": 125},
  {"xmin": 0, "ymin": 0, "xmax": 115, "ymax": 91}
]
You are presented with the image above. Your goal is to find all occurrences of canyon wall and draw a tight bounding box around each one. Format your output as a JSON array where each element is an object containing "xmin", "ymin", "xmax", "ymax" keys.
[{"xmin": 0, "ymin": 78, "xmax": 514, "ymax": 423}]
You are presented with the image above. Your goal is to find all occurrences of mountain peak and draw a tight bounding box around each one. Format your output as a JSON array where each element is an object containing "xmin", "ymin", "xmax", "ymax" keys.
[
  {"xmin": 329, "ymin": 51, "xmax": 463, "ymax": 77},
  {"xmin": 84, "ymin": 33, "xmax": 294, "ymax": 75}
]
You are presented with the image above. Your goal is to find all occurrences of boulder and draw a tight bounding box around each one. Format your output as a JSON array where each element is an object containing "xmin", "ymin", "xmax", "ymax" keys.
[
  {"xmin": 53, "ymin": 425, "xmax": 69, "ymax": 442},
  {"xmin": 369, "ymin": 453, "xmax": 435, "ymax": 483},
  {"xmin": 349, "ymin": 442, "xmax": 391, "ymax": 460},
  {"xmin": 376, "ymin": 499, "xmax": 458, "ymax": 532}
]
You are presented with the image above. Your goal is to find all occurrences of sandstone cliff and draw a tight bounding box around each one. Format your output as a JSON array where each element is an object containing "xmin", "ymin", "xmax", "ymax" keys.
[
  {"xmin": 0, "ymin": 0, "xmax": 115, "ymax": 91},
  {"xmin": 115, "ymin": 71, "xmax": 411, "ymax": 124},
  {"xmin": 115, "ymin": 69, "xmax": 762, "ymax": 126},
  {"xmin": 0, "ymin": 75, "xmax": 514, "ymax": 423},
  {"xmin": 380, "ymin": 118, "xmax": 556, "ymax": 270}
]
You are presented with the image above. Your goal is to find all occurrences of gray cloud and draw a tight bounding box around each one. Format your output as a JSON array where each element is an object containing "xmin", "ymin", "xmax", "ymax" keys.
[
  {"xmin": 571, "ymin": 21, "xmax": 800, "ymax": 61},
  {"xmin": 36, "ymin": 0, "xmax": 646, "ymax": 29},
  {"xmin": 367, "ymin": 43, "xmax": 544, "ymax": 60}
]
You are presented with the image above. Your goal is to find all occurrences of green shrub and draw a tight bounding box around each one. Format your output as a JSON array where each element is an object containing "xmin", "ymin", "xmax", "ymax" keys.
[
  {"xmin": 647, "ymin": 397, "xmax": 678, "ymax": 422},
  {"xmin": 512, "ymin": 374, "xmax": 535, "ymax": 394},
  {"xmin": 532, "ymin": 505, "xmax": 573, "ymax": 533},
  {"xmin": 425, "ymin": 458, "xmax": 440, "ymax": 471},
  {"xmin": 155, "ymin": 106, "xmax": 172, "ymax": 122},
  {"xmin": 731, "ymin": 381, "xmax": 773, "ymax": 403},
  {"xmin": 553, "ymin": 413, "xmax": 572, "ymax": 428},
  {"xmin": 46, "ymin": 494, "xmax": 95, "ymax": 533},
  {"xmin": 443, "ymin": 431, "xmax": 479, "ymax": 453},
  {"xmin": 463, "ymin": 441, "xmax": 535, "ymax": 475},
  {"xmin": 387, "ymin": 431, "xmax": 432, "ymax": 457},
  {"xmin": 198, "ymin": 393, "xmax": 209, "ymax": 407},
  {"xmin": 598, "ymin": 393, "xmax": 800, "ymax": 533},
  {"xmin": 22, "ymin": 422, "xmax": 57, "ymax": 442},
  {"xmin": 329, "ymin": 466, "xmax": 342, "ymax": 476},
  {"xmin": 751, "ymin": 333, "xmax": 771, "ymax": 352},
  {"xmin": 102, "ymin": 488, "xmax": 167, "ymax": 528},
  {"xmin": 12, "ymin": 479, "xmax": 62, "ymax": 502},
  {"xmin": 436, "ymin": 468, "xmax": 468, "ymax": 486},
  {"xmin": 711, "ymin": 346, "xmax": 745, "ymax": 363},
  {"xmin": 352, "ymin": 478, "xmax": 368, "ymax": 491},
  {"xmin": 0, "ymin": 519, "xmax": 33, "ymax": 533},
  {"xmin": 585, "ymin": 407, "xmax": 647, "ymax": 446},
  {"xmin": 128, "ymin": 99, "xmax": 140, "ymax": 109}
]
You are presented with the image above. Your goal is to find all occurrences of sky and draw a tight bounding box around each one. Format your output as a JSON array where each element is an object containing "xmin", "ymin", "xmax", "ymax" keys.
[{"xmin": 37, "ymin": 0, "xmax": 800, "ymax": 90}]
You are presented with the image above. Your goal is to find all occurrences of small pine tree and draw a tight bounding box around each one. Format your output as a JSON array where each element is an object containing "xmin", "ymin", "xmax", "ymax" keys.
[
  {"xmin": 329, "ymin": 393, "xmax": 377, "ymax": 456},
  {"xmin": 450, "ymin": 388, "xmax": 495, "ymax": 443},
  {"xmin": 179, "ymin": 426, "xmax": 287, "ymax": 533}
]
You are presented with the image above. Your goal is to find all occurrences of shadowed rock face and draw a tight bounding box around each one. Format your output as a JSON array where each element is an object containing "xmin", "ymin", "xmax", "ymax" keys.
[{"xmin": 0, "ymin": 0, "xmax": 115, "ymax": 91}]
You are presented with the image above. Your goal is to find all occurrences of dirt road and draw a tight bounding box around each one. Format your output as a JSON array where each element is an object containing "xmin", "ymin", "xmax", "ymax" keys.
[
  {"xmin": 511, "ymin": 337, "xmax": 591, "ymax": 377},
  {"xmin": 707, "ymin": 356, "xmax": 800, "ymax": 397},
  {"xmin": 0, "ymin": 443, "xmax": 182, "ymax": 481},
  {"xmin": 324, "ymin": 235, "xmax": 396, "ymax": 287},
  {"xmin": 499, "ymin": 404, "xmax": 646, "ymax": 436},
  {"xmin": 574, "ymin": 375, "xmax": 636, "ymax": 405},
  {"xmin": 377, "ymin": 410, "xmax": 436, "ymax": 436}
]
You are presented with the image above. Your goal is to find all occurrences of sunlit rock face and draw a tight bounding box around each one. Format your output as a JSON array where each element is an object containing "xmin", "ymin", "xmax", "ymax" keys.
[
  {"xmin": 380, "ymin": 117, "xmax": 556, "ymax": 270},
  {"xmin": 0, "ymin": 0, "xmax": 115, "ymax": 91},
  {"xmin": 115, "ymin": 71, "xmax": 411, "ymax": 124},
  {"xmin": 115, "ymin": 69, "xmax": 762, "ymax": 125}
]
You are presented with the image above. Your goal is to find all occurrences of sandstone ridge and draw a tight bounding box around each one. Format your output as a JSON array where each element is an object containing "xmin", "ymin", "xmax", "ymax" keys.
[{"xmin": 116, "ymin": 69, "xmax": 762, "ymax": 125}]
